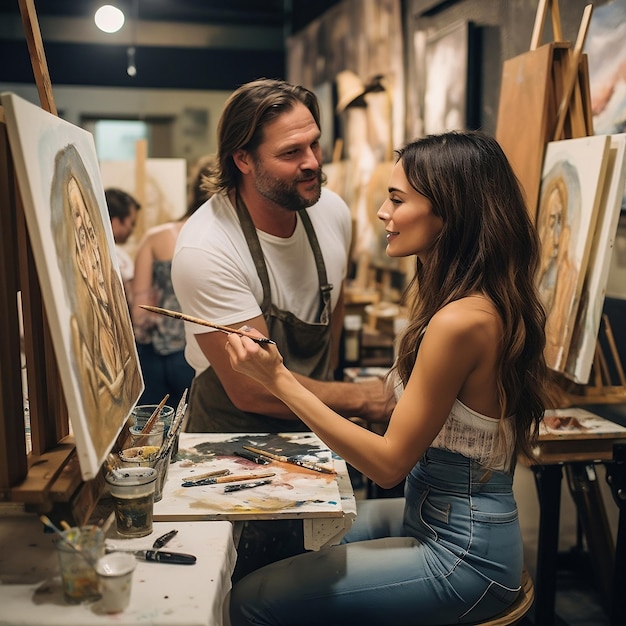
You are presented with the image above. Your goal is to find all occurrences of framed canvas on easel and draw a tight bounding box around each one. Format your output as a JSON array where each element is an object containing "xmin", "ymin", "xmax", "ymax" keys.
[
  {"xmin": 536, "ymin": 134, "xmax": 611, "ymax": 373},
  {"xmin": 564, "ymin": 134, "xmax": 626, "ymax": 384},
  {"xmin": 2, "ymin": 93, "xmax": 144, "ymax": 480}
]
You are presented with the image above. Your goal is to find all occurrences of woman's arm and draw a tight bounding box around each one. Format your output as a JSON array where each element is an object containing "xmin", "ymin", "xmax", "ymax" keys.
[{"xmin": 226, "ymin": 302, "xmax": 491, "ymax": 488}]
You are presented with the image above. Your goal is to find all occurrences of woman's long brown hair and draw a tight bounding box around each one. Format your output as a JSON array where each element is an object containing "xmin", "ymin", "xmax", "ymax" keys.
[{"xmin": 393, "ymin": 131, "xmax": 550, "ymax": 463}]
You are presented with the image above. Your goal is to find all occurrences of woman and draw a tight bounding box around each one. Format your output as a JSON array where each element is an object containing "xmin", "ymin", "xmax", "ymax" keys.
[
  {"xmin": 225, "ymin": 131, "xmax": 551, "ymax": 625},
  {"xmin": 131, "ymin": 155, "xmax": 215, "ymax": 404}
]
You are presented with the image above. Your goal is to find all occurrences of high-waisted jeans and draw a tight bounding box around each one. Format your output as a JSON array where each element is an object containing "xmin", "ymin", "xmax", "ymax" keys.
[{"xmin": 230, "ymin": 448, "xmax": 523, "ymax": 626}]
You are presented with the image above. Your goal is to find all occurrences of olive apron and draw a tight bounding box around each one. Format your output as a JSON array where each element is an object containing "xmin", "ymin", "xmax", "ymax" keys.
[{"xmin": 185, "ymin": 193, "xmax": 335, "ymax": 432}]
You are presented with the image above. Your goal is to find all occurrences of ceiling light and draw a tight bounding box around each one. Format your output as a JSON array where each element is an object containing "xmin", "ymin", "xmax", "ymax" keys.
[{"xmin": 95, "ymin": 5, "xmax": 125, "ymax": 34}]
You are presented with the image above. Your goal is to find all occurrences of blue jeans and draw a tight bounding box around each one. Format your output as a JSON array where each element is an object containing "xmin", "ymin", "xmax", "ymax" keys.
[
  {"xmin": 136, "ymin": 342, "xmax": 194, "ymax": 406},
  {"xmin": 230, "ymin": 448, "xmax": 523, "ymax": 626}
]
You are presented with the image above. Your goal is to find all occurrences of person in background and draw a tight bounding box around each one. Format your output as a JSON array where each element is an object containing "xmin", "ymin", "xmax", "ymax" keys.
[
  {"xmin": 171, "ymin": 78, "xmax": 394, "ymax": 434},
  {"xmin": 225, "ymin": 131, "xmax": 552, "ymax": 626},
  {"xmin": 105, "ymin": 187, "xmax": 141, "ymax": 304},
  {"xmin": 131, "ymin": 155, "xmax": 216, "ymax": 405}
]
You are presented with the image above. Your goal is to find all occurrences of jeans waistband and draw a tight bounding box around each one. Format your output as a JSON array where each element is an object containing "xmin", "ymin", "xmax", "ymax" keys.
[{"xmin": 409, "ymin": 447, "xmax": 514, "ymax": 494}]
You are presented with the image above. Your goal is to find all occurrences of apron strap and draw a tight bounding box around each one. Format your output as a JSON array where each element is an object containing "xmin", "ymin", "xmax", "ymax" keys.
[{"xmin": 234, "ymin": 192, "xmax": 333, "ymax": 321}]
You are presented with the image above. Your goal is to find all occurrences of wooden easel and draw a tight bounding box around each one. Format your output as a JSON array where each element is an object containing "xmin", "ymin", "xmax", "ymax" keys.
[
  {"xmin": 557, "ymin": 314, "xmax": 626, "ymax": 407},
  {"xmin": 496, "ymin": 5, "xmax": 626, "ymax": 624},
  {"xmin": 496, "ymin": 0, "xmax": 593, "ymax": 222},
  {"xmin": 0, "ymin": 0, "xmax": 104, "ymax": 524}
]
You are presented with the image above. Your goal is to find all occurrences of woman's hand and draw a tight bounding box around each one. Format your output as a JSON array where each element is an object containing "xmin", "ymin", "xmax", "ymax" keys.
[{"xmin": 225, "ymin": 326, "xmax": 285, "ymax": 389}]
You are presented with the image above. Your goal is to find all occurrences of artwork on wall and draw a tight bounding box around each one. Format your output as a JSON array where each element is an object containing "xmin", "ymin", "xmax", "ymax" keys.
[
  {"xmin": 2, "ymin": 92, "xmax": 144, "ymax": 480},
  {"xmin": 536, "ymin": 135, "xmax": 611, "ymax": 373},
  {"xmin": 586, "ymin": 0, "xmax": 626, "ymax": 211},
  {"xmin": 564, "ymin": 134, "xmax": 626, "ymax": 383},
  {"xmin": 99, "ymin": 158, "xmax": 187, "ymax": 259},
  {"xmin": 586, "ymin": 0, "xmax": 626, "ymax": 136},
  {"xmin": 421, "ymin": 20, "xmax": 480, "ymax": 135}
]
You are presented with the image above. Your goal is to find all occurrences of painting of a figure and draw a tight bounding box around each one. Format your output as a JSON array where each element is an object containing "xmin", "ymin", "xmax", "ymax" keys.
[
  {"xmin": 536, "ymin": 136, "xmax": 611, "ymax": 373},
  {"xmin": 2, "ymin": 92, "xmax": 143, "ymax": 479},
  {"xmin": 564, "ymin": 134, "xmax": 626, "ymax": 383}
]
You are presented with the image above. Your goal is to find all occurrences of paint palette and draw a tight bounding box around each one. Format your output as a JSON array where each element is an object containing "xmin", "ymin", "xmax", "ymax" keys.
[{"xmin": 153, "ymin": 433, "xmax": 345, "ymax": 522}]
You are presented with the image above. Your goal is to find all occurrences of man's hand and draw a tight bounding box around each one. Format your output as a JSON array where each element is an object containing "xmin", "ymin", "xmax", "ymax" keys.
[{"xmin": 355, "ymin": 377, "xmax": 396, "ymax": 424}]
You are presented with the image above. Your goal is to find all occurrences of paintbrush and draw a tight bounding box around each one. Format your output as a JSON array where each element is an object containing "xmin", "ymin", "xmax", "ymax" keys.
[
  {"xmin": 139, "ymin": 305, "xmax": 276, "ymax": 345},
  {"xmin": 182, "ymin": 471, "xmax": 275, "ymax": 487},
  {"xmin": 156, "ymin": 389, "xmax": 188, "ymax": 461},
  {"xmin": 224, "ymin": 479, "xmax": 272, "ymax": 493},
  {"xmin": 182, "ymin": 468, "xmax": 231, "ymax": 482},
  {"xmin": 140, "ymin": 393, "xmax": 170, "ymax": 434},
  {"xmin": 40, "ymin": 515, "xmax": 97, "ymax": 567},
  {"xmin": 242, "ymin": 445, "xmax": 336, "ymax": 475}
]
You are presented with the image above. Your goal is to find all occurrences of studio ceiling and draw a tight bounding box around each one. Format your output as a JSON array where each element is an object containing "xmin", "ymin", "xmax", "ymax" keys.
[{"xmin": 0, "ymin": 1, "xmax": 342, "ymax": 90}]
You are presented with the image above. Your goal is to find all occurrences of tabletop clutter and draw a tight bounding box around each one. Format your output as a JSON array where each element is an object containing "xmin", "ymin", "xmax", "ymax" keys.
[
  {"xmin": 33, "ymin": 389, "xmax": 352, "ymax": 615},
  {"xmin": 38, "ymin": 390, "xmax": 195, "ymax": 613}
]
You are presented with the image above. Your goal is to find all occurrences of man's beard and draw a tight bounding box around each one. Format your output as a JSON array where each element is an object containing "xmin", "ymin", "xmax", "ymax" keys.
[{"xmin": 252, "ymin": 161, "xmax": 322, "ymax": 211}]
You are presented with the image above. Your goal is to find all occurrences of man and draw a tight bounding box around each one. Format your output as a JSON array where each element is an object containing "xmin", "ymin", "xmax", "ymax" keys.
[
  {"xmin": 105, "ymin": 187, "xmax": 141, "ymax": 303},
  {"xmin": 172, "ymin": 78, "xmax": 394, "ymax": 433}
]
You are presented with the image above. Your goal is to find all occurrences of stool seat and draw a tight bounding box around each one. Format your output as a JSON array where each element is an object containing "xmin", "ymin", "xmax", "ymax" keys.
[{"xmin": 454, "ymin": 568, "xmax": 535, "ymax": 626}]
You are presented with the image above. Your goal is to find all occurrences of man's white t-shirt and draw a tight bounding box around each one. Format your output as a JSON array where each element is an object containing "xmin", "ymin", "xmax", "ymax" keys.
[{"xmin": 171, "ymin": 188, "xmax": 352, "ymax": 374}]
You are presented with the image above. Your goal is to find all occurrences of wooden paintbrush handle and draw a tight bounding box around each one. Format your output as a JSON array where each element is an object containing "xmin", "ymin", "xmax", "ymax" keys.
[{"xmin": 141, "ymin": 393, "xmax": 170, "ymax": 434}]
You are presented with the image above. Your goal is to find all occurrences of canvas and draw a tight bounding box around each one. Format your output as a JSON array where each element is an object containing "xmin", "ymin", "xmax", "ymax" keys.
[
  {"xmin": 422, "ymin": 21, "xmax": 480, "ymax": 135},
  {"xmin": 564, "ymin": 134, "xmax": 626, "ymax": 383},
  {"xmin": 2, "ymin": 92, "xmax": 144, "ymax": 480},
  {"xmin": 537, "ymin": 135, "xmax": 611, "ymax": 372},
  {"xmin": 586, "ymin": 0, "xmax": 626, "ymax": 212},
  {"xmin": 99, "ymin": 158, "xmax": 186, "ymax": 259}
]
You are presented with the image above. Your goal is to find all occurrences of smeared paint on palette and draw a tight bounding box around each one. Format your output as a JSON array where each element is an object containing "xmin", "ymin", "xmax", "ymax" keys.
[{"xmin": 154, "ymin": 433, "xmax": 344, "ymax": 521}]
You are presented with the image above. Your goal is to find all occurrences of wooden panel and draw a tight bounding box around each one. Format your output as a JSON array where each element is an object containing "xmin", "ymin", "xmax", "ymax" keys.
[
  {"xmin": 495, "ymin": 43, "xmax": 556, "ymax": 221},
  {"xmin": 0, "ymin": 118, "xmax": 29, "ymax": 491}
]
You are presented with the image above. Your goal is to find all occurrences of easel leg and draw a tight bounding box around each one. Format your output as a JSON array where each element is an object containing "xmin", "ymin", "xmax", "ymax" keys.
[
  {"xmin": 565, "ymin": 463, "xmax": 614, "ymax": 613},
  {"xmin": 605, "ymin": 444, "xmax": 626, "ymax": 626},
  {"xmin": 532, "ymin": 463, "xmax": 563, "ymax": 626}
]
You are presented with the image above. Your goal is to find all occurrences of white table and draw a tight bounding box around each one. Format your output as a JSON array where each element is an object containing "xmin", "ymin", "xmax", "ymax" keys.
[
  {"xmin": 154, "ymin": 432, "xmax": 357, "ymax": 550},
  {"xmin": 0, "ymin": 512, "xmax": 236, "ymax": 626}
]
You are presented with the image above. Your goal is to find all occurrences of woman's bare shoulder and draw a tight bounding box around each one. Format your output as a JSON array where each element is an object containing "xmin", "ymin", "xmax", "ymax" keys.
[{"xmin": 429, "ymin": 295, "xmax": 501, "ymax": 342}]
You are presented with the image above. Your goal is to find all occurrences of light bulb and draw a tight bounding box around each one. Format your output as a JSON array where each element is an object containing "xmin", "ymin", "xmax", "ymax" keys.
[
  {"xmin": 127, "ymin": 46, "xmax": 137, "ymax": 77},
  {"xmin": 95, "ymin": 5, "xmax": 125, "ymax": 34}
]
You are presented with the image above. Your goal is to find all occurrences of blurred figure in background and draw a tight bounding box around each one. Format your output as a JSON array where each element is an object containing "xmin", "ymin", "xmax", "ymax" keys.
[
  {"xmin": 131, "ymin": 155, "xmax": 216, "ymax": 404},
  {"xmin": 105, "ymin": 187, "xmax": 141, "ymax": 304}
]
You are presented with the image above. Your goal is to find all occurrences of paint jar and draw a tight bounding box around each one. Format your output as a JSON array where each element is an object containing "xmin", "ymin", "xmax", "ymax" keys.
[
  {"xmin": 118, "ymin": 445, "xmax": 160, "ymax": 468},
  {"xmin": 343, "ymin": 314, "xmax": 363, "ymax": 366},
  {"xmin": 127, "ymin": 421, "xmax": 165, "ymax": 449},
  {"xmin": 131, "ymin": 404, "xmax": 175, "ymax": 437},
  {"xmin": 55, "ymin": 525, "xmax": 105, "ymax": 604},
  {"xmin": 96, "ymin": 552, "xmax": 136, "ymax": 613},
  {"xmin": 106, "ymin": 467, "xmax": 157, "ymax": 538}
]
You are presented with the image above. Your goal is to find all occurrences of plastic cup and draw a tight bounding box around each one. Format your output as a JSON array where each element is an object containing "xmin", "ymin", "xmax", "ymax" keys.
[
  {"xmin": 117, "ymin": 446, "xmax": 171, "ymax": 503},
  {"xmin": 131, "ymin": 404, "xmax": 174, "ymax": 437},
  {"xmin": 127, "ymin": 421, "xmax": 164, "ymax": 448},
  {"xmin": 152, "ymin": 448, "xmax": 174, "ymax": 502},
  {"xmin": 106, "ymin": 468, "xmax": 157, "ymax": 538},
  {"xmin": 96, "ymin": 552, "xmax": 136, "ymax": 613},
  {"xmin": 55, "ymin": 525, "xmax": 105, "ymax": 604}
]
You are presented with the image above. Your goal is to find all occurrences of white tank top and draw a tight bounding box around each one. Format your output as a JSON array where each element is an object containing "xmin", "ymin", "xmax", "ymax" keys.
[{"xmin": 431, "ymin": 399, "xmax": 515, "ymax": 472}]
